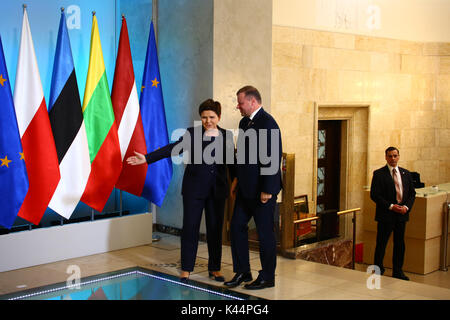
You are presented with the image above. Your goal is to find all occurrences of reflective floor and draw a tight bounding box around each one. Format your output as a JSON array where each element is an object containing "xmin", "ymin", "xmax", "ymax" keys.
[
  {"xmin": 1, "ymin": 232, "xmax": 450, "ymax": 300},
  {"xmin": 0, "ymin": 267, "xmax": 258, "ymax": 300}
]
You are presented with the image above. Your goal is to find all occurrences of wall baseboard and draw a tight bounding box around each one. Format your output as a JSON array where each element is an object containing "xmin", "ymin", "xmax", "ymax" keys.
[
  {"xmin": 0, "ymin": 213, "xmax": 153, "ymax": 273},
  {"xmin": 154, "ymin": 223, "xmax": 207, "ymax": 242}
]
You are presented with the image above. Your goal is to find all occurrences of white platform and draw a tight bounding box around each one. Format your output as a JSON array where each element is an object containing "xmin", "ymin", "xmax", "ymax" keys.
[{"xmin": 0, "ymin": 213, "xmax": 153, "ymax": 272}]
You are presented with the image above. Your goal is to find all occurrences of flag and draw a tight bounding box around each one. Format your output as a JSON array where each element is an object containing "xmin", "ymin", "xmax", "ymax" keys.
[
  {"xmin": 13, "ymin": 8, "xmax": 60, "ymax": 225},
  {"xmin": 80, "ymin": 14, "xmax": 122, "ymax": 212},
  {"xmin": 0, "ymin": 36, "xmax": 29, "ymax": 229},
  {"xmin": 112, "ymin": 16, "xmax": 148, "ymax": 196},
  {"xmin": 139, "ymin": 21, "xmax": 172, "ymax": 207},
  {"xmin": 48, "ymin": 10, "xmax": 91, "ymax": 219}
]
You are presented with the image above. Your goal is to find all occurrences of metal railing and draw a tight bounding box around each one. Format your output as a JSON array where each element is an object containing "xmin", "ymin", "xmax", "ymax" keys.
[{"xmin": 294, "ymin": 208, "xmax": 360, "ymax": 269}]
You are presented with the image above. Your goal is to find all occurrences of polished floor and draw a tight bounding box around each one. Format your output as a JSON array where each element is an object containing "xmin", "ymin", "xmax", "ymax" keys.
[{"xmin": 1, "ymin": 232, "xmax": 450, "ymax": 300}]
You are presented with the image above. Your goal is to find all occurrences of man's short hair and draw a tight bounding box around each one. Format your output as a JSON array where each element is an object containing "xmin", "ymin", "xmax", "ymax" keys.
[
  {"xmin": 198, "ymin": 98, "xmax": 221, "ymax": 117},
  {"xmin": 385, "ymin": 146, "xmax": 399, "ymax": 155},
  {"xmin": 236, "ymin": 85, "xmax": 262, "ymax": 104}
]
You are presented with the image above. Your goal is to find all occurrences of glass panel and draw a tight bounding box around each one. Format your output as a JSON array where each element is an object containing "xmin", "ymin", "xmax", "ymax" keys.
[
  {"xmin": 1, "ymin": 268, "xmax": 260, "ymax": 301},
  {"xmin": 318, "ymin": 167, "xmax": 325, "ymax": 197},
  {"xmin": 318, "ymin": 167, "xmax": 325, "ymax": 183},
  {"xmin": 317, "ymin": 204, "xmax": 325, "ymax": 213},
  {"xmin": 318, "ymin": 129, "xmax": 326, "ymax": 159},
  {"xmin": 318, "ymin": 182, "xmax": 325, "ymax": 197}
]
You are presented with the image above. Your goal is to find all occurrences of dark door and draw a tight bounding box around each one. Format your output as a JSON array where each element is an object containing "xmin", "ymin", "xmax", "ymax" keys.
[{"xmin": 317, "ymin": 120, "xmax": 341, "ymax": 212}]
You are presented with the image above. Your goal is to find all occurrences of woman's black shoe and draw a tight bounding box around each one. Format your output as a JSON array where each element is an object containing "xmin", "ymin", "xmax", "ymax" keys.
[
  {"xmin": 209, "ymin": 272, "xmax": 225, "ymax": 282},
  {"xmin": 179, "ymin": 272, "xmax": 190, "ymax": 283}
]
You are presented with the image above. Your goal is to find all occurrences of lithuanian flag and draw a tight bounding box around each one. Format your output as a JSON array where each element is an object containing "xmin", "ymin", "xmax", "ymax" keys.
[{"xmin": 80, "ymin": 13, "xmax": 122, "ymax": 212}]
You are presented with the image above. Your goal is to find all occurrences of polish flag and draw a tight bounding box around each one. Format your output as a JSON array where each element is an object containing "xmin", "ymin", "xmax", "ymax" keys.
[{"xmin": 13, "ymin": 8, "xmax": 60, "ymax": 225}]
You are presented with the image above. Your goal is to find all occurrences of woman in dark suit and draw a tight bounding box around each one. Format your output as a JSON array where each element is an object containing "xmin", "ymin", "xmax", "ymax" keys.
[{"xmin": 127, "ymin": 99, "xmax": 235, "ymax": 282}]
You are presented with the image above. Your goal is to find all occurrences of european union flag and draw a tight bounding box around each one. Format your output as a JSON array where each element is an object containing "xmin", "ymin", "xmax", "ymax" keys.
[
  {"xmin": 140, "ymin": 21, "xmax": 172, "ymax": 207},
  {"xmin": 0, "ymin": 36, "xmax": 29, "ymax": 228}
]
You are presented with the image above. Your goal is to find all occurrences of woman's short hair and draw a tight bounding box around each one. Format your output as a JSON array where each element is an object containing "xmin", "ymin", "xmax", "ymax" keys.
[{"xmin": 198, "ymin": 99, "xmax": 221, "ymax": 117}]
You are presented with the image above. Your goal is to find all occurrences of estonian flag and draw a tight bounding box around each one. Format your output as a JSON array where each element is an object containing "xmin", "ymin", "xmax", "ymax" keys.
[{"xmin": 48, "ymin": 9, "xmax": 91, "ymax": 219}]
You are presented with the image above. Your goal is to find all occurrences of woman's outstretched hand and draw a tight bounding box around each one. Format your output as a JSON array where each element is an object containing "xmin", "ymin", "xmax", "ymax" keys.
[{"xmin": 126, "ymin": 151, "xmax": 146, "ymax": 166}]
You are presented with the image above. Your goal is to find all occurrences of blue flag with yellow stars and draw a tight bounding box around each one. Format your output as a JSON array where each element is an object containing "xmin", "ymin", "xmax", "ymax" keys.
[
  {"xmin": 0, "ymin": 36, "xmax": 29, "ymax": 228},
  {"xmin": 139, "ymin": 21, "xmax": 172, "ymax": 207}
]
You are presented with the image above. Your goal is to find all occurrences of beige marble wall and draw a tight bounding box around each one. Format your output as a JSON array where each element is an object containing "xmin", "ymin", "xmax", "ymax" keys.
[
  {"xmin": 272, "ymin": 25, "xmax": 450, "ymax": 242},
  {"xmin": 213, "ymin": 0, "xmax": 273, "ymax": 130},
  {"xmin": 273, "ymin": 0, "xmax": 450, "ymax": 43}
]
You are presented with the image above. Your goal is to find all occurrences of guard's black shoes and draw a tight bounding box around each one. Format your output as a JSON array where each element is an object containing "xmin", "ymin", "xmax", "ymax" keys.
[
  {"xmin": 223, "ymin": 272, "xmax": 253, "ymax": 288},
  {"xmin": 392, "ymin": 271, "xmax": 409, "ymax": 281},
  {"xmin": 244, "ymin": 276, "xmax": 275, "ymax": 290}
]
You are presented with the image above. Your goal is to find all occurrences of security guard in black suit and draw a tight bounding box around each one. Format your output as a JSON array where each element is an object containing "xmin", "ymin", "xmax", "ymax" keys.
[{"xmin": 370, "ymin": 146, "xmax": 416, "ymax": 280}]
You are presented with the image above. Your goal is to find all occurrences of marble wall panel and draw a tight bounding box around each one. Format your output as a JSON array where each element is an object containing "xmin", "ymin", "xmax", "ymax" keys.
[
  {"xmin": 294, "ymin": 28, "xmax": 334, "ymax": 47},
  {"xmin": 398, "ymin": 40, "xmax": 424, "ymax": 56},
  {"xmin": 369, "ymin": 52, "xmax": 401, "ymax": 73},
  {"xmin": 401, "ymin": 55, "xmax": 440, "ymax": 74},
  {"xmin": 438, "ymin": 129, "xmax": 450, "ymax": 148},
  {"xmin": 297, "ymin": 68, "xmax": 327, "ymax": 101},
  {"xmin": 423, "ymin": 42, "xmax": 450, "ymax": 56},
  {"xmin": 272, "ymin": 25, "xmax": 450, "ymax": 242},
  {"xmin": 272, "ymin": 67, "xmax": 301, "ymax": 102},
  {"xmin": 410, "ymin": 74, "xmax": 436, "ymax": 102},
  {"xmin": 411, "ymin": 160, "xmax": 441, "ymax": 185},
  {"xmin": 272, "ymin": 42, "xmax": 303, "ymax": 68},
  {"xmin": 354, "ymin": 35, "xmax": 400, "ymax": 54},
  {"xmin": 337, "ymin": 70, "xmax": 365, "ymax": 101},
  {"xmin": 273, "ymin": 25, "xmax": 296, "ymax": 43},
  {"xmin": 411, "ymin": 110, "xmax": 446, "ymax": 129},
  {"xmin": 440, "ymin": 57, "xmax": 450, "ymax": 74},
  {"xmin": 439, "ymin": 160, "xmax": 450, "ymax": 181},
  {"xmin": 401, "ymin": 129, "xmax": 437, "ymax": 148},
  {"xmin": 332, "ymin": 33, "xmax": 355, "ymax": 50},
  {"xmin": 437, "ymin": 74, "xmax": 450, "ymax": 101}
]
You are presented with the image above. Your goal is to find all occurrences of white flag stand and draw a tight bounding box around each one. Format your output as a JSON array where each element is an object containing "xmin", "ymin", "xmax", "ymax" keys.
[{"xmin": 151, "ymin": 202, "xmax": 160, "ymax": 242}]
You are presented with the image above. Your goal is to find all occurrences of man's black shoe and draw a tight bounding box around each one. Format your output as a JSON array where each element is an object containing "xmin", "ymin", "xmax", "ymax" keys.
[
  {"xmin": 223, "ymin": 272, "xmax": 253, "ymax": 288},
  {"xmin": 244, "ymin": 276, "xmax": 275, "ymax": 290},
  {"xmin": 392, "ymin": 271, "xmax": 409, "ymax": 281}
]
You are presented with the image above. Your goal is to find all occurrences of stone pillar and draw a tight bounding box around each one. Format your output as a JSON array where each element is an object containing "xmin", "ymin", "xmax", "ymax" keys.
[{"xmin": 213, "ymin": 0, "xmax": 273, "ymax": 129}]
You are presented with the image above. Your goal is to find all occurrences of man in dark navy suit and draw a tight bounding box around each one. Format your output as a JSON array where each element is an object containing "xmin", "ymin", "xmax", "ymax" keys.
[
  {"xmin": 224, "ymin": 86, "xmax": 282, "ymax": 290},
  {"xmin": 370, "ymin": 146, "xmax": 416, "ymax": 281}
]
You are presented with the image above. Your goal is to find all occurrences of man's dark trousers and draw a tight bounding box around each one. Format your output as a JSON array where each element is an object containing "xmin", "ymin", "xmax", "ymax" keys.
[{"xmin": 230, "ymin": 192, "xmax": 277, "ymax": 281}]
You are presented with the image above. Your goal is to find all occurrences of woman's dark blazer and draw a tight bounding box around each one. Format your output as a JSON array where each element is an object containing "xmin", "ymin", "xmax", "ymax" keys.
[{"xmin": 145, "ymin": 126, "xmax": 235, "ymax": 199}]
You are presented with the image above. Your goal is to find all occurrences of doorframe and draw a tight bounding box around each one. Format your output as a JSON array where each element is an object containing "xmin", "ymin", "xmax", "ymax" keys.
[{"xmin": 313, "ymin": 102, "xmax": 370, "ymax": 238}]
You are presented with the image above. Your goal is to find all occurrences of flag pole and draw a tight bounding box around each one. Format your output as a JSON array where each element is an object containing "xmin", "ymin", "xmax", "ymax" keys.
[
  {"xmin": 119, "ymin": 13, "xmax": 124, "ymax": 218},
  {"xmin": 23, "ymin": 3, "xmax": 31, "ymax": 232},
  {"xmin": 151, "ymin": 0, "xmax": 160, "ymax": 242},
  {"xmin": 92, "ymin": 10, "xmax": 95, "ymax": 222}
]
